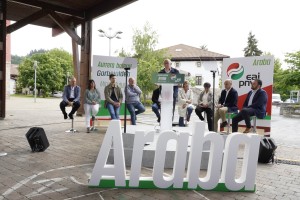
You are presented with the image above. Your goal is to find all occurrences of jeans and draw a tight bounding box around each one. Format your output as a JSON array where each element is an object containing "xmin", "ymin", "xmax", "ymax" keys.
[
  {"xmin": 107, "ymin": 103, "xmax": 120, "ymax": 119},
  {"xmin": 127, "ymin": 102, "xmax": 145, "ymax": 125},
  {"xmin": 152, "ymin": 103, "xmax": 160, "ymax": 120},
  {"xmin": 179, "ymin": 106, "xmax": 193, "ymax": 127}
]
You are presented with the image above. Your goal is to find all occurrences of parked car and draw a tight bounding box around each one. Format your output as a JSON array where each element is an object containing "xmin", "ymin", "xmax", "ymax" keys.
[
  {"xmin": 52, "ymin": 91, "xmax": 63, "ymax": 98},
  {"xmin": 272, "ymin": 94, "xmax": 282, "ymax": 105},
  {"xmin": 284, "ymin": 98, "xmax": 295, "ymax": 103}
]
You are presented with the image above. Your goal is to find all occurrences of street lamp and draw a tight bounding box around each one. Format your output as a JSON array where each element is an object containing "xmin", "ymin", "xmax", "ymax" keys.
[
  {"xmin": 98, "ymin": 27, "xmax": 123, "ymax": 56},
  {"xmin": 34, "ymin": 61, "xmax": 38, "ymax": 103}
]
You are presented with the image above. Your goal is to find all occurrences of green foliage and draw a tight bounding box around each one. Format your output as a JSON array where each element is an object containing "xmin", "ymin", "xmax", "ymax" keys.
[
  {"xmin": 17, "ymin": 49, "xmax": 73, "ymax": 97},
  {"xmin": 11, "ymin": 54, "xmax": 25, "ymax": 65},
  {"xmin": 270, "ymin": 51, "xmax": 300, "ymax": 101},
  {"xmin": 285, "ymin": 51, "xmax": 300, "ymax": 71},
  {"xmin": 243, "ymin": 32, "xmax": 263, "ymax": 57},
  {"xmin": 119, "ymin": 22, "xmax": 168, "ymax": 102},
  {"xmin": 27, "ymin": 49, "xmax": 48, "ymax": 56}
]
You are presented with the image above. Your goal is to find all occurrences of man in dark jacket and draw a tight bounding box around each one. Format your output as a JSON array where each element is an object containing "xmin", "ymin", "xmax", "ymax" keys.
[
  {"xmin": 158, "ymin": 59, "xmax": 179, "ymax": 119},
  {"xmin": 151, "ymin": 86, "xmax": 161, "ymax": 122},
  {"xmin": 214, "ymin": 79, "xmax": 238, "ymax": 131},
  {"xmin": 232, "ymin": 79, "xmax": 268, "ymax": 133}
]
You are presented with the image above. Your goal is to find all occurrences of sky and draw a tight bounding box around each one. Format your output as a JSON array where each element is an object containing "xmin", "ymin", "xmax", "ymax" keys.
[{"xmin": 9, "ymin": 0, "xmax": 300, "ymax": 68}]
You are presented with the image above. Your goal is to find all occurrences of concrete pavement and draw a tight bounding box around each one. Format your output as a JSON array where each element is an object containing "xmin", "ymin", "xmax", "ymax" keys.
[{"xmin": 0, "ymin": 96, "xmax": 299, "ymax": 200}]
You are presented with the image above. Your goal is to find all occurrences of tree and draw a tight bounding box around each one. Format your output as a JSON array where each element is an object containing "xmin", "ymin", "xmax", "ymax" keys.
[
  {"xmin": 11, "ymin": 55, "xmax": 25, "ymax": 65},
  {"xmin": 27, "ymin": 49, "xmax": 47, "ymax": 56},
  {"xmin": 243, "ymin": 32, "xmax": 263, "ymax": 57},
  {"xmin": 48, "ymin": 48, "xmax": 74, "ymax": 87},
  {"xmin": 270, "ymin": 51, "xmax": 300, "ymax": 101},
  {"xmin": 119, "ymin": 22, "xmax": 167, "ymax": 103},
  {"xmin": 285, "ymin": 51, "xmax": 300, "ymax": 71},
  {"xmin": 17, "ymin": 49, "xmax": 73, "ymax": 97}
]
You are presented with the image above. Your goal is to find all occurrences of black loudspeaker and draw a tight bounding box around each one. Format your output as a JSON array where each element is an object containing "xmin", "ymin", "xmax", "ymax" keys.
[
  {"xmin": 26, "ymin": 127, "xmax": 50, "ymax": 152},
  {"xmin": 258, "ymin": 137, "xmax": 277, "ymax": 163}
]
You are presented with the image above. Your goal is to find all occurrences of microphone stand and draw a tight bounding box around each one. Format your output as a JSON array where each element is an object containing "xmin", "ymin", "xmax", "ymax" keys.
[
  {"xmin": 124, "ymin": 67, "xmax": 130, "ymax": 133},
  {"xmin": 210, "ymin": 70, "xmax": 216, "ymax": 132}
]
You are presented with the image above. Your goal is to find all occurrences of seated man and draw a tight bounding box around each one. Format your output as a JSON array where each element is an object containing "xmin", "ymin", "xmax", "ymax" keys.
[
  {"xmin": 104, "ymin": 74, "xmax": 123, "ymax": 119},
  {"xmin": 151, "ymin": 86, "xmax": 161, "ymax": 123},
  {"xmin": 60, "ymin": 76, "xmax": 81, "ymax": 119},
  {"xmin": 232, "ymin": 79, "xmax": 267, "ymax": 133},
  {"xmin": 125, "ymin": 77, "xmax": 145, "ymax": 125},
  {"xmin": 214, "ymin": 79, "xmax": 238, "ymax": 132}
]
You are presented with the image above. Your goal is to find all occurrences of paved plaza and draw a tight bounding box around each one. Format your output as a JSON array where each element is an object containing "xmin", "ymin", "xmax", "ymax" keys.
[{"xmin": 0, "ymin": 97, "xmax": 300, "ymax": 200}]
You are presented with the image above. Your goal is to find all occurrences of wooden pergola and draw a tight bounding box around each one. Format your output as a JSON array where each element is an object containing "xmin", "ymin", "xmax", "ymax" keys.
[{"xmin": 0, "ymin": 0, "xmax": 137, "ymax": 118}]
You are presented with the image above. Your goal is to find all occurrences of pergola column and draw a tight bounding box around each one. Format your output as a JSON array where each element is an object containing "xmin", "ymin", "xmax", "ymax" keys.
[{"xmin": 0, "ymin": 0, "xmax": 7, "ymax": 119}]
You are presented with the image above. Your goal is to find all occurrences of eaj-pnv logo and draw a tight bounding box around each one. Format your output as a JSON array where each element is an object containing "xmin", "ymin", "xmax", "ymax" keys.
[{"xmin": 227, "ymin": 63, "xmax": 244, "ymax": 80}]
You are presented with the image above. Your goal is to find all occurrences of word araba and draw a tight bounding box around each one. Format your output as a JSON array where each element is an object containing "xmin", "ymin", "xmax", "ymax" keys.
[{"xmin": 89, "ymin": 121, "xmax": 260, "ymax": 191}]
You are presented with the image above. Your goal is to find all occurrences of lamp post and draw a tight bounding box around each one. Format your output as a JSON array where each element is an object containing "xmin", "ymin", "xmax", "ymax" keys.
[
  {"xmin": 98, "ymin": 27, "xmax": 122, "ymax": 56},
  {"xmin": 34, "ymin": 61, "xmax": 37, "ymax": 103}
]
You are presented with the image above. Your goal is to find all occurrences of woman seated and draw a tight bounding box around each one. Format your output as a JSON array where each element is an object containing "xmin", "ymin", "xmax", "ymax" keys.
[
  {"xmin": 84, "ymin": 79, "xmax": 101, "ymax": 133},
  {"xmin": 178, "ymin": 81, "xmax": 194, "ymax": 127}
]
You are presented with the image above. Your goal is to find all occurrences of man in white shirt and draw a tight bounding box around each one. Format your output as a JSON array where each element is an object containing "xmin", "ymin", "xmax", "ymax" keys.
[
  {"xmin": 214, "ymin": 79, "xmax": 238, "ymax": 132},
  {"xmin": 232, "ymin": 79, "xmax": 268, "ymax": 133}
]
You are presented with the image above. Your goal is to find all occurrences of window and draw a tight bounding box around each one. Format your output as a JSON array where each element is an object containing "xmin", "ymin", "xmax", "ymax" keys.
[
  {"xmin": 175, "ymin": 62, "xmax": 180, "ymax": 68},
  {"xmin": 195, "ymin": 75, "xmax": 202, "ymax": 86},
  {"xmin": 196, "ymin": 61, "xmax": 201, "ymax": 67}
]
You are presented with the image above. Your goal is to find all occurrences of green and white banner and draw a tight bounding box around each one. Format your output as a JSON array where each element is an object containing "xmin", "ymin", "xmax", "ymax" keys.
[{"xmin": 92, "ymin": 55, "xmax": 137, "ymax": 119}]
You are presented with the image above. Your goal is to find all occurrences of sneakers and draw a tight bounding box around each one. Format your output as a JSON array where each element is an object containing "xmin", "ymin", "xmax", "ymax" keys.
[
  {"xmin": 63, "ymin": 113, "xmax": 68, "ymax": 119},
  {"xmin": 220, "ymin": 121, "xmax": 228, "ymax": 128},
  {"xmin": 87, "ymin": 127, "xmax": 90, "ymax": 133}
]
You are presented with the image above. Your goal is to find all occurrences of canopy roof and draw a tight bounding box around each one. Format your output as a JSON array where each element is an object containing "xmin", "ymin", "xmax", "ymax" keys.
[{"xmin": 6, "ymin": 0, "xmax": 136, "ymax": 36}]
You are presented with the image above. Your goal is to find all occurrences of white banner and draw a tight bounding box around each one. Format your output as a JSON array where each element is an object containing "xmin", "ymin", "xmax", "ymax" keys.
[
  {"xmin": 222, "ymin": 56, "xmax": 274, "ymax": 133},
  {"xmin": 92, "ymin": 55, "xmax": 137, "ymax": 118}
]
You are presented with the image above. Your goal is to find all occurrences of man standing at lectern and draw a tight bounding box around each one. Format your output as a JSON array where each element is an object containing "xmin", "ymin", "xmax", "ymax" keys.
[{"xmin": 159, "ymin": 59, "xmax": 179, "ymax": 119}]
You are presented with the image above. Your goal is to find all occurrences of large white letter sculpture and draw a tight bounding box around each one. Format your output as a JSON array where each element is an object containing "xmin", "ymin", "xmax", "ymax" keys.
[
  {"xmin": 89, "ymin": 120, "xmax": 126, "ymax": 187},
  {"xmin": 89, "ymin": 120, "xmax": 261, "ymax": 192}
]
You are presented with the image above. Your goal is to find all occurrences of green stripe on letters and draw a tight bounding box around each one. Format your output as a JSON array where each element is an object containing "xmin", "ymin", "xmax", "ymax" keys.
[{"xmin": 89, "ymin": 179, "xmax": 256, "ymax": 192}]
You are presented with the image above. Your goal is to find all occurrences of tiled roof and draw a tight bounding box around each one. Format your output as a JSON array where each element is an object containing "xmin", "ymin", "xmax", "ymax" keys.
[
  {"xmin": 11, "ymin": 64, "xmax": 19, "ymax": 76},
  {"xmin": 161, "ymin": 44, "xmax": 229, "ymax": 61}
]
